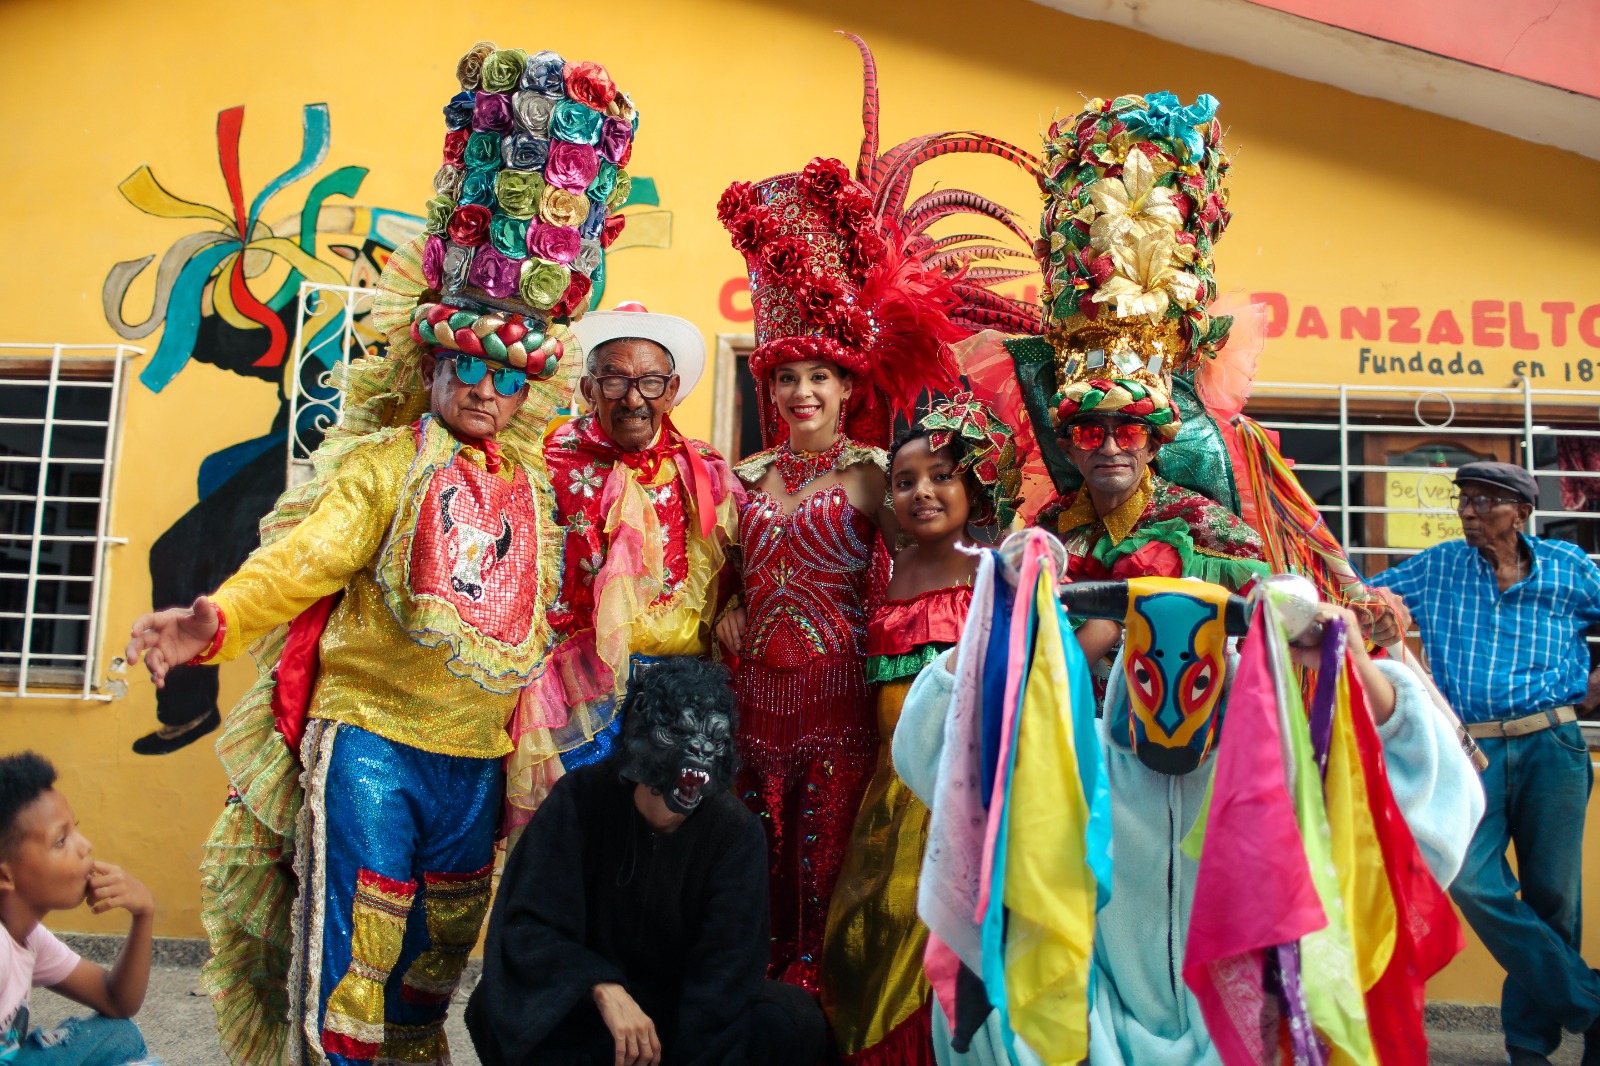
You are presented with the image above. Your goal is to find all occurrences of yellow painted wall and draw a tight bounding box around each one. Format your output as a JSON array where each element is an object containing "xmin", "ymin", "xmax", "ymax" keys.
[{"xmin": 2, "ymin": 0, "xmax": 1597, "ymax": 1005}]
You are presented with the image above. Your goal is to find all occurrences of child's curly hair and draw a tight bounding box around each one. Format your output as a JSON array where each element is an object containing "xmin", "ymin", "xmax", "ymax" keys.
[{"xmin": 0, "ymin": 751, "xmax": 56, "ymax": 857}]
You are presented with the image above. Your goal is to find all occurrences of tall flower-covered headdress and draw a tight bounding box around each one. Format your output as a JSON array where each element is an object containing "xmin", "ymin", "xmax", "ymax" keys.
[
  {"xmin": 371, "ymin": 41, "xmax": 639, "ymax": 398},
  {"xmin": 719, "ymin": 34, "xmax": 1042, "ymax": 449},
  {"xmin": 917, "ymin": 392, "xmax": 1022, "ymax": 528},
  {"xmin": 1039, "ymin": 92, "xmax": 1232, "ymax": 441}
]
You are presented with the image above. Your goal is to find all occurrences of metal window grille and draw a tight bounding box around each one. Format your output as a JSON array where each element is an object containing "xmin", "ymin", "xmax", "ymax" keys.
[
  {"xmin": 285, "ymin": 282, "xmax": 379, "ymax": 488},
  {"xmin": 0, "ymin": 344, "xmax": 137, "ymax": 699},
  {"xmin": 1249, "ymin": 380, "xmax": 1600, "ymax": 567}
]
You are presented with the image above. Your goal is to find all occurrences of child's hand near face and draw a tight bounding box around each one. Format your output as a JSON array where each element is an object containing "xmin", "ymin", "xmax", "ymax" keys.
[{"xmin": 87, "ymin": 861, "xmax": 153, "ymax": 919}]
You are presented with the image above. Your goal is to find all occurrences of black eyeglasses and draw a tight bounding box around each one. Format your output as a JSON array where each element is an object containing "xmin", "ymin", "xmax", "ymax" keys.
[
  {"xmin": 593, "ymin": 373, "xmax": 672, "ymax": 401},
  {"xmin": 1451, "ymin": 492, "xmax": 1519, "ymax": 514}
]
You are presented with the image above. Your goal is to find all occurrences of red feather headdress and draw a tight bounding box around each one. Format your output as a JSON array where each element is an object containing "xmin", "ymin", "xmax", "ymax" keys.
[{"xmin": 720, "ymin": 33, "xmax": 1043, "ymax": 448}]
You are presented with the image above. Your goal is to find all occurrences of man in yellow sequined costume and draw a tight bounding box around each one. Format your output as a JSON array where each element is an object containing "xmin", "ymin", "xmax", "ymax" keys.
[
  {"xmin": 506, "ymin": 305, "xmax": 742, "ymax": 836},
  {"xmin": 123, "ymin": 41, "xmax": 635, "ymax": 1066}
]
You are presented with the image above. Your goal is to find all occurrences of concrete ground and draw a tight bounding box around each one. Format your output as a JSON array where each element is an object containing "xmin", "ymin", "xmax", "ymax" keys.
[
  {"xmin": 27, "ymin": 943, "xmax": 1588, "ymax": 1065},
  {"xmin": 30, "ymin": 966, "xmax": 480, "ymax": 1066}
]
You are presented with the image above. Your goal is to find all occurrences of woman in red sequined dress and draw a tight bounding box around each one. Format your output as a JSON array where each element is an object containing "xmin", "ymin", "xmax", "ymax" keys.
[
  {"xmin": 714, "ymin": 35, "xmax": 1041, "ymax": 997},
  {"xmin": 717, "ymin": 357, "xmax": 898, "ymax": 992}
]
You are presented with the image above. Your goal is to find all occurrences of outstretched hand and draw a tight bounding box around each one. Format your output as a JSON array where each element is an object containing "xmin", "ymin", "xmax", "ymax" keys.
[{"xmin": 125, "ymin": 596, "xmax": 220, "ymax": 689}]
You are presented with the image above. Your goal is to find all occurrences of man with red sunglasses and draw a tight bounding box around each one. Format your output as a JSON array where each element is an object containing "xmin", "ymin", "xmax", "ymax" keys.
[{"xmin": 1041, "ymin": 409, "xmax": 1268, "ymax": 590}]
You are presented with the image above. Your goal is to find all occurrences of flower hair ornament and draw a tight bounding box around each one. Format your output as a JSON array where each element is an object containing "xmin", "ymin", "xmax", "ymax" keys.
[
  {"xmin": 918, "ymin": 392, "xmax": 1022, "ymax": 528},
  {"xmin": 720, "ymin": 33, "xmax": 1043, "ymax": 449}
]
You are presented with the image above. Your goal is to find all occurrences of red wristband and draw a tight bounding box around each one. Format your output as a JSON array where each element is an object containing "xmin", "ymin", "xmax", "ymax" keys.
[{"xmin": 185, "ymin": 603, "xmax": 228, "ymax": 666}]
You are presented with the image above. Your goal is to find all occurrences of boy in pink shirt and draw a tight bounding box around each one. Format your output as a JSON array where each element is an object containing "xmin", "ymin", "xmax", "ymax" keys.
[{"xmin": 0, "ymin": 752, "xmax": 153, "ymax": 1064}]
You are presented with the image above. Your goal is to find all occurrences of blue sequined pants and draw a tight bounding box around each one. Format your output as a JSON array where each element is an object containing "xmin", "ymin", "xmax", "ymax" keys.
[{"xmin": 293, "ymin": 720, "xmax": 500, "ymax": 1066}]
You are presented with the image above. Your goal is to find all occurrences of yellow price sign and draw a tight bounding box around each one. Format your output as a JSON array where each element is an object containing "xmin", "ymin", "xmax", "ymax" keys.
[{"xmin": 1385, "ymin": 469, "xmax": 1462, "ymax": 548}]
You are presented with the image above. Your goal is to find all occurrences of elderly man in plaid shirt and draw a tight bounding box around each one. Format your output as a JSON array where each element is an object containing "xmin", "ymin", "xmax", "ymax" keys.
[{"xmin": 1372, "ymin": 460, "xmax": 1600, "ymax": 1066}]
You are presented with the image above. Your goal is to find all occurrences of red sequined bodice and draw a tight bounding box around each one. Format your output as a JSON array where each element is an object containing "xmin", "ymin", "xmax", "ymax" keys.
[{"xmin": 738, "ymin": 485, "xmax": 877, "ymax": 669}]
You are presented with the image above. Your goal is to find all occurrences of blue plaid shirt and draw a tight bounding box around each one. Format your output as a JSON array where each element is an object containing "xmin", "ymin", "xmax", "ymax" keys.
[{"xmin": 1370, "ymin": 535, "xmax": 1600, "ymax": 723}]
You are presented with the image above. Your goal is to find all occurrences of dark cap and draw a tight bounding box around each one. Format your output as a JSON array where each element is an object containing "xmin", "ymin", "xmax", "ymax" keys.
[{"xmin": 1454, "ymin": 461, "xmax": 1538, "ymax": 506}]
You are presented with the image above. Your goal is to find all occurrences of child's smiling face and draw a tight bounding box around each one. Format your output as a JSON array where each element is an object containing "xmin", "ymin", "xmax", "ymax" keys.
[
  {"xmin": 1, "ymin": 789, "xmax": 94, "ymax": 913},
  {"xmin": 891, "ymin": 437, "xmax": 973, "ymax": 542}
]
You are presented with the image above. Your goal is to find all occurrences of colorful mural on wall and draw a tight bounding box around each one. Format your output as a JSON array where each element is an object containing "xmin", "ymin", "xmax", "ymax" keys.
[{"xmin": 101, "ymin": 102, "xmax": 672, "ymax": 754}]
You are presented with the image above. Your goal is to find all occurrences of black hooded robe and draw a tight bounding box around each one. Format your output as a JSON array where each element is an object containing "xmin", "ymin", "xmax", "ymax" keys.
[{"xmin": 465, "ymin": 762, "xmax": 779, "ymax": 1066}]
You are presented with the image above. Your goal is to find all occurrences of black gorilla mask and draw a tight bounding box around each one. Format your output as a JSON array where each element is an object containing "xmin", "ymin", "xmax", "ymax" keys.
[{"xmin": 618, "ymin": 658, "xmax": 739, "ymax": 816}]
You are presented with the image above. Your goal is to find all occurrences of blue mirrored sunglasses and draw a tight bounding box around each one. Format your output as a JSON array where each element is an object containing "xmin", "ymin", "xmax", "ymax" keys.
[{"xmin": 440, "ymin": 352, "xmax": 527, "ymax": 397}]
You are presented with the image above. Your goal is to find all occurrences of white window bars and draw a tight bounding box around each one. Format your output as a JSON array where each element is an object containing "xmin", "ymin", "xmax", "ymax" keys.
[
  {"xmin": 1248, "ymin": 379, "xmax": 1600, "ymax": 567},
  {"xmin": 0, "ymin": 344, "xmax": 137, "ymax": 700},
  {"xmin": 285, "ymin": 281, "xmax": 379, "ymax": 488}
]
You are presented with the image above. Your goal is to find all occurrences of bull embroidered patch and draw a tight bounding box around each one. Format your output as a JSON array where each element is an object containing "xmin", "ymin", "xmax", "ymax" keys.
[{"xmin": 408, "ymin": 454, "xmax": 541, "ymax": 645}]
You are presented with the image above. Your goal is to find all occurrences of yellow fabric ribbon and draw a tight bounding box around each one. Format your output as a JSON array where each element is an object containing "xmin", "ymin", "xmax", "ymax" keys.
[{"xmin": 1004, "ymin": 575, "xmax": 1098, "ymax": 1061}]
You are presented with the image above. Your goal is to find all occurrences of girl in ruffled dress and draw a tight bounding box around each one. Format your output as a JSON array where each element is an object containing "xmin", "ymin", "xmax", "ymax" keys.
[{"xmin": 819, "ymin": 395, "xmax": 1020, "ymax": 1065}]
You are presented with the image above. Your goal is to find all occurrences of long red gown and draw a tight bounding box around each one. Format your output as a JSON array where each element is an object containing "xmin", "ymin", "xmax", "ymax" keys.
[{"xmin": 733, "ymin": 483, "xmax": 880, "ymax": 994}]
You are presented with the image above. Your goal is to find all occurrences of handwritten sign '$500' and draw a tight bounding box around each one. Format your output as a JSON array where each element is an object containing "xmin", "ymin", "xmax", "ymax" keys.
[{"xmin": 1386, "ymin": 470, "xmax": 1463, "ymax": 548}]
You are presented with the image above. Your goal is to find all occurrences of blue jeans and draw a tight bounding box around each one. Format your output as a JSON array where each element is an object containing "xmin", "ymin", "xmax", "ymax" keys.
[
  {"xmin": 1450, "ymin": 721, "xmax": 1600, "ymax": 1053},
  {"xmin": 15, "ymin": 1016, "xmax": 148, "ymax": 1065}
]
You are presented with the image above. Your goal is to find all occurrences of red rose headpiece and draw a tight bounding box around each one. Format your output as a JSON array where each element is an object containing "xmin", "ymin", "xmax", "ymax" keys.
[{"xmin": 720, "ymin": 34, "xmax": 1044, "ymax": 448}]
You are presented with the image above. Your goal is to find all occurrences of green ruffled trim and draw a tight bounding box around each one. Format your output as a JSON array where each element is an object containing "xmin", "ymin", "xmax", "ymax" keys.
[
  {"xmin": 865, "ymin": 644, "xmax": 941, "ymax": 683},
  {"xmin": 1095, "ymin": 516, "xmax": 1268, "ymax": 591}
]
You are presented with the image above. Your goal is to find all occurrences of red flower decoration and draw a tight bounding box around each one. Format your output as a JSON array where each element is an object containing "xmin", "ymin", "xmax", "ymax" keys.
[
  {"xmin": 799, "ymin": 157, "xmax": 850, "ymax": 203},
  {"xmin": 833, "ymin": 185, "xmax": 875, "ymax": 229},
  {"xmin": 836, "ymin": 306, "xmax": 873, "ymax": 349},
  {"xmin": 726, "ymin": 206, "xmax": 779, "ymax": 254},
  {"xmin": 848, "ymin": 231, "xmax": 889, "ymax": 277},
  {"xmin": 442, "ymin": 128, "xmax": 469, "ymax": 168},
  {"xmin": 717, "ymin": 181, "xmax": 758, "ymax": 228},
  {"xmin": 564, "ymin": 61, "xmax": 617, "ymax": 110},
  {"xmin": 759, "ymin": 236, "xmax": 808, "ymax": 278},
  {"xmin": 797, "ymin": 272, "xmax": 847, "ymax": 323},
  {"xmin": 600, "ymin": 212, "xmax": 627, "ymax": 249},
  {"xmin": 447, "ymin": 204, "xmax": 493, "ymax": 247},
  {"xmin": 554, "ymin": 271, "xmax": 594, "ymax": 318}
]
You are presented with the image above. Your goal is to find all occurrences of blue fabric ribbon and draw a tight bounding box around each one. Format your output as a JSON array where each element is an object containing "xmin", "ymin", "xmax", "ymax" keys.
[{"xmin": 1123, "ymin": 91, "xmax": 1219, "ymax": 163}]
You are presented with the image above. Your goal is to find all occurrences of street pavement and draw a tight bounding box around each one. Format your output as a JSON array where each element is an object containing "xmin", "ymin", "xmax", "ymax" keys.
[{"xmin": 27, "ymin": 963, "xmax": 1588, "ymax": 1065}]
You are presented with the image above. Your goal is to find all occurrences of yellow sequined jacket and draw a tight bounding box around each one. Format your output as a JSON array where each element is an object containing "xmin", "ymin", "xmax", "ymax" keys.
[{"xmin": 202, "ymin": 418, "xmax": 557, "ymax": 759}]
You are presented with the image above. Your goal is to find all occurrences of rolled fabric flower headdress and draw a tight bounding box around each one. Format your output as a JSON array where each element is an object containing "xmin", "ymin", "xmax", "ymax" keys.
[
  {"xmin": 372, "ymin": 41, "xmax": 639, "ymax": 380},
  {"xmin": 1041, "ymin": 92, "xmax": 1233, "ymax": 441},
  {"xmin": 719, "ymin": 34, "xmax": 1043, "ymax": 449},
  {"xmin": 918, "ymin": 392, "xmax": 1022, "ymax": 528}
]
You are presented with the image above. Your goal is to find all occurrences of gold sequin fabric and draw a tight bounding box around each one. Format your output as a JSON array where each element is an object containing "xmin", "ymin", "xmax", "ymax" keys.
[
  {"xmin": 819, "ymin": 677, "xmax": 932, "ymax": 1055},
  {"xmin": 207, "ymin": 421, "xmax": 554, "ymax": 758}
]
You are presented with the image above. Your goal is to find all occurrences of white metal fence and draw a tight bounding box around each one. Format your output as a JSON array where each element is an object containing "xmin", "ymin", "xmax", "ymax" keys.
[{"xmin": 0, "ymin": 344, "xmax": 137, "ymax": 699}]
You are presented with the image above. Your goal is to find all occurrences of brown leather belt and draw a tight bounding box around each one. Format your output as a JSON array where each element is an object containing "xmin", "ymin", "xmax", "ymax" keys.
[{"xmin": 1465, "ymin": 706, "xmax": 1578, "ymax": 739}]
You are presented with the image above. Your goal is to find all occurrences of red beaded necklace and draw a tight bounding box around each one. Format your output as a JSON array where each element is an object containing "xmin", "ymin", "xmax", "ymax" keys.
[{"xmin": 775, "ymin": 437, "xmax": 847, "ymax": 496}]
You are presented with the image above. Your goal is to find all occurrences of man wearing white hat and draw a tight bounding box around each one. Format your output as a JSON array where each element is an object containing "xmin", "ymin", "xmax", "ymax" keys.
[{"xmin": 503, "ymin": 304, "xmax": 745, "ymax": 837}]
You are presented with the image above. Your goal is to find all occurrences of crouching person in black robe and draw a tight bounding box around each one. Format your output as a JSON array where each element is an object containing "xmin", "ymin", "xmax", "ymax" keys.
[{"xmin": 466, "ymin": 657, "xmax": 826, "ymax": 1066}]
